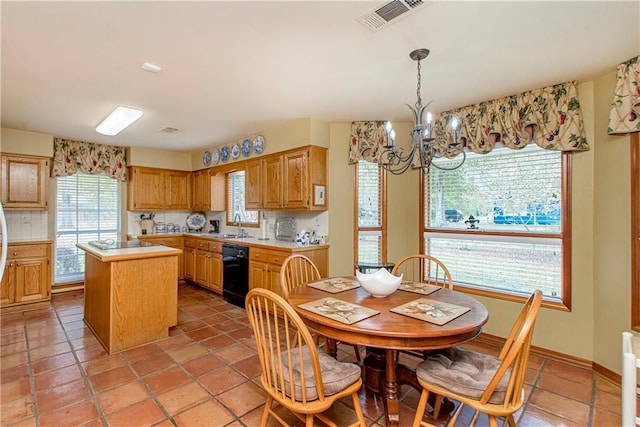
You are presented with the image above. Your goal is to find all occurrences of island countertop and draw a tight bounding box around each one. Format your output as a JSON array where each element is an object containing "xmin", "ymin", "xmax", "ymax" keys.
[{"xmin": 77, "ymin": 242, "xmax": 182, "ymax": 262}]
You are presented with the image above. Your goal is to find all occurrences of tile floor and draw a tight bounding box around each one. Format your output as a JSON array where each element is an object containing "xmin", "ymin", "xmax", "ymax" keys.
[{"xmin": 0, "ymin": 283, "xmax": 624, "ymax": 426}]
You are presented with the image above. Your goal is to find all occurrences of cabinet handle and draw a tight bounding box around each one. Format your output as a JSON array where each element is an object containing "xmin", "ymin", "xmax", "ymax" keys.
[
  {"xmin": 12, "ymin": 252, "xmax": 17, "ymax": 256},
  {"xmin": 8, "ymin": 262, "xmax": 13, "ymax": 267},
  {"xmin": 16, "ymin": 263, "xmax": 20, "ymax": 266},
  {"xmin": 274, "ymin": 257, "xmax": 280, "ymax": 262}
]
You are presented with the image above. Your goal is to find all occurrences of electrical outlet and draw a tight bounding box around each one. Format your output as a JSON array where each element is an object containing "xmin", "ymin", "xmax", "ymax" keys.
[{"xmin": 21, "ymin": 214, "xmax": 31, "ymax": 224}]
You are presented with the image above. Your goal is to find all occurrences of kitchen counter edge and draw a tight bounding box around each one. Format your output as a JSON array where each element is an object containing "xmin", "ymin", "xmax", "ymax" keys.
[{"xmin": 128, "ymin": 233, "xmax": 329, "ymax": 250}]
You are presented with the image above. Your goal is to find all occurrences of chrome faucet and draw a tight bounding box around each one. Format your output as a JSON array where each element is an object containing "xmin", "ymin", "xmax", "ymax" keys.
[{"xmin": 233, "ymin": 213, "xmax": 246, "ymax": 237}]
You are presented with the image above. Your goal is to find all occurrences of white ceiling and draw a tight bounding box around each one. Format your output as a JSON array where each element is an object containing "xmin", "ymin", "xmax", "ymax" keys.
[{"xmin": 2, "ymin": 1, "xmax": 639, "ymax": 152}]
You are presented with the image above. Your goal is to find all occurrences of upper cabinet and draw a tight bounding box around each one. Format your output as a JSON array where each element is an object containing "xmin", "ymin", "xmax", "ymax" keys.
[
  {"xmin": 1, "ymin": 154, "xmax": 50, "ymax": 210},
  {"xmin": 128, "ymin": 166, "xmax": 191, "ymax": 211},
  {"xmin": 192, "ymin": 169, "xmax": 225, "ymax": 212},
  {"xmin": 245, "ymin": 146, "xmax": 327, "ymax": 211}
]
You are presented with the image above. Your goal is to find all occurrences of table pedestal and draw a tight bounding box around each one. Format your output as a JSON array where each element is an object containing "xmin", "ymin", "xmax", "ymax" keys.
[{"xmin": 363, "ymin": 347, "xmax": 454, "ymax": 426}]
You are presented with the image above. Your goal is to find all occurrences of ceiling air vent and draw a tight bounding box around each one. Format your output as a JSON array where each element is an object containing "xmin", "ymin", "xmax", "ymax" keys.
[
  {"xmin": 357, "ymin": 0, "xmax": 431, "ymax": 32},
  {"xmin": 159, "ymin": 126, "xmax": 179, "ymax": 133}
]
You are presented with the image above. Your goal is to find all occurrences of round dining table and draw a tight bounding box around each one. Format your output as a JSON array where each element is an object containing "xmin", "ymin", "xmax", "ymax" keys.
[{"xmin": 288, "ymin": 277, "xmax": 489, "ymax": 426}]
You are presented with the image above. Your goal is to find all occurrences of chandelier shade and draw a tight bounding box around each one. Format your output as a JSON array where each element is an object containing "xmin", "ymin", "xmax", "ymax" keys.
[{"xmin": 381, "ymin": 49, "xmax": 464, "ymax": 174}]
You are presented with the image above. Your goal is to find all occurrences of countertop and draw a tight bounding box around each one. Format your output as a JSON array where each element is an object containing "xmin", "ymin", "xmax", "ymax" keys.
[
  {"xmin": 77, "ymin": 242, "xmax": 182, "ymax": 262},
  {"xmin": 130, "ymin": 232, "xmax": 329, "ymax": 251}
]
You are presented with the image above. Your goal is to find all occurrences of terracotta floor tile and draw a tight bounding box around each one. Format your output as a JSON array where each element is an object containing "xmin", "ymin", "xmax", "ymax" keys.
[
  {"xmin": 1, "ymin": 330, "xmax": 26, "ymax": 346},
  {"xmin": 240, "ymin": 404, "xmax": 303, "ymax": 427},
  {"xmin": 1, "ymin": 376, "xmax": 32, "ymax": 403},
  {"xmin": 35, "ymin": 378, "xmax": 91, "ymax": 412},
  {"xmin": 176, "ymin": 319, "xmax": 207, "ymax": 332},
  {"xmin": 199, "ymin": 366, "xmax": 248, "ymax": 395},
  {"xmin": 232, "ymin": 354, "xmax": 262, "ymax": 379},
  {"xmin": 543, "ymin": 360, "xmax": 593, "ymax": 385},
  {"xmin": 595, "ymin": 388, "xmax": 622, "ymax": 414},
  {"xmin": 227, "ymin": 326, "xmax": 254, "ymax": 341},
  {"xmin": 216, "ymin": 381, "xmax": 267, "ymax": 417},
  {"xmin": 181, "ymin": 353, "xmax": 226, "ymax": 377},
  {"xmin": 200, "ymin": 334, "xmax": 235, "ymax": 350},
  {"xmin": 1, "ymin": 351, "xmax": 29, "ymax": 370},
  {"xmin": 173, "ymin": 399, "xmax": 235, "ymax": 427},
  {"xmin": 61, "ymin": 319, "xmax": 87, "ymax": 331},
  {"xmin": 1, "ymin": 358, "xmax": 29, "ymax": 379},
  {"xmin": 34, "ymin": 363, "xmax": 83, "ymax": 392},
  {"xmin": 156, "ymin": 382, "xmax": 211, "ymax": 415},
  {"xmin": 70, "ymin": 334, "xmax": 100, "ymax": 350},
  {"xmin": 80, "ymin": 354, "xmax": 126, "ymax": 376},
  {"xmin": 105, "ymin": 398, "xmax": 167, "ymax": 427},
  {"xmin": 518, "ymin": 405, "xmax": 585, "ymax": 427},
  {"xmin": 28, "ymin": 342, "xmax": 72, "ymax": 362},
  {"xmin": 199, "ymin": 312, "xmax": 230, "ymax": 325},
  {"xmin": 537, "ymin": 371, "xmax": 593, "ymax": 403},
  {"xmin": 0, "ymin": 395, "xmax": 34, "ymax": 426},
  {"xmin": 143, "ymin": 366, "xmax": 191, "ymax": 395},
  {"xmin": 592, "ymin": 406, "xmax": 622, "ymax": 426},
  {"xmin": 181, "ymin": 304, "xmax": 218, "ymax": 319},
  {"xmin": 73, "ymin": 344, "xmax": 109, "ymax": 363},
  {"xmin": 6, "ymin": 416, "xmax": 37, "ymax": 427},
  {"xmin": 65, "ymin": 326, "xmax": 94, "ymax": 340},
  {"xmin": 131, "ymin": 352, "xmax": 176, "ymax": 376},
  {"xmin": 31, "ymin": 351, "xmax": 76, "ymax": 375},
  {"xmin": 596, "ymin": 375, "xmax": 622, "ymax": 395},
  {"xmin": 214, "ymin": 343, "xmax": 256, "ymax": 364},
  {"xmin": 528, "ymin": 388, "xmax": 591, "ymax": 425},
  {"xmin": 37, "ymin": 398, "xmax": 99, "ymax": 427},
  {"xmin": 1, "ymin": 340, "xmax": 27, "ymax": 356},
  {"xmin": 96, "ymin": 380, "xmax": 149, "ymax": 415},
  {"xmin": 184, "ymin": 326, "xmax": 220, "ymax": 342},
  {"xmin": 154, "ymin": 333, "xmax": 195, "ymax": 351},
  {"xmin": 121, "ymin": 342, "xmax": 163, "ymax": 363},
  {"xmin": 167, "ymin": 343, "xmax": 209, "ymax": 363},
  {"xmin": 217, "ymin": 319, "xmax": 246, "ymax": 332},
  {"xmin": 89, "ymin": 365, "xmax": 136, "ymax": 393}
]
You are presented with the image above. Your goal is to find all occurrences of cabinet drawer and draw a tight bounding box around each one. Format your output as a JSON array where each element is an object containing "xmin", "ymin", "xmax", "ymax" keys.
[
  {"xmin": 208, "ymin": 241, "xmax": 223, "ymax": 253},
  {"xmin": 184, "ymin": 238, "xmax": 198, "ymax": 249},
  {"xmin": 250, "ymin": 248, "xmax": 289, "ymax": 265},
  {"xmin": 7, "ymin": 244, "xmax": 47, "ymax": 259},
  {"xmin": 195, "ymin": 239, "xmax": 209, "ymax": 250},
  {"xmin": 139, "ymin": 237, "xmax": 182, "ymax": 248}
]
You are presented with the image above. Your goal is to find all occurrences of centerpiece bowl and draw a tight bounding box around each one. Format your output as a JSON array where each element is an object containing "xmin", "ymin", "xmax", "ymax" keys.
[{"xmin": 356, "ymin": 268, "xmax": 402, "ymax": 298}]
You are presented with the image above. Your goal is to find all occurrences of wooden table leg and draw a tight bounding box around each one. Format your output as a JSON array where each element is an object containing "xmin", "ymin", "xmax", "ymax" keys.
[
  {"xmin": 324, "ymin": 338, "xmax": 337, "ymax": 359},
  {"xmin": 384, "ymin": 349, "xmax": 400, "ymax": 427}
]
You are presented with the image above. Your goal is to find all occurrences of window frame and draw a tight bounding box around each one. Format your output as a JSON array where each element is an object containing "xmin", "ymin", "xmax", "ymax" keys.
[
  {"xmin": 226, "ymin": 170, "xmax": 259, "ymax": 227},
  {"xmin": 354, "ymin": 160, "xmax": 388, "ymax": 266},
  {"xmin": 631, "ymin": 133, "xmax": 640, "ymax": 331},
  {"xmin": 420, "ymin": 150, "xmax": 572, "ymax": 311}
]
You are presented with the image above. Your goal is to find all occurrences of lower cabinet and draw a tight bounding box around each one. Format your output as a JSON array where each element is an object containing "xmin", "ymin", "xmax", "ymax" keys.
[
  {"xmin": 1, "ymin": 241, "xmax": 51, "ymax": 309},
  {"xmin": 186, "ymin": 237, "xmax": 222, "ymax": 294}
]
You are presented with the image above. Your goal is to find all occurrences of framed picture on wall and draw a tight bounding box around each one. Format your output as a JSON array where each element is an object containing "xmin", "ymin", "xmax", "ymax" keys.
[{"xmin": 314, "ymin": 184, "xmax": 326, "ymax": 206}]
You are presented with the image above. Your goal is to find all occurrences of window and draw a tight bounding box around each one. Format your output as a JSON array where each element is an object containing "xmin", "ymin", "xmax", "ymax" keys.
[
  {"xmin": 355, "ymin": 160, "xmax": 387, "ymax": 264},
  {"xmin": 55, "ymin": 173, "xmax": 119, "ymax": 284},
  {"xmin": 227, "ymin": 171, "xmax": 259, "ymax": 225},
  {"xmin": 423, "ymin": 144, "xmax": 570, "ymax": 308},
  {"xmin": 631, "ymin": 133, "xmax": 640, "ymax": 330}
]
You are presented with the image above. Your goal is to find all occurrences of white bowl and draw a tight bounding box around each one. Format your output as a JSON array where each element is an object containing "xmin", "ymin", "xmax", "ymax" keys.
[{"xmin": 356, "ymin": 268, "xmax": 403, "ymax": 298}]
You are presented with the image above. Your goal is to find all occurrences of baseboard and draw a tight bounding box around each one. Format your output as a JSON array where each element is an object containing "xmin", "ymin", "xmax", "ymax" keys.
[{"xmin": 593, "ymin": 362, "xmax": 621, "ymax": 385}]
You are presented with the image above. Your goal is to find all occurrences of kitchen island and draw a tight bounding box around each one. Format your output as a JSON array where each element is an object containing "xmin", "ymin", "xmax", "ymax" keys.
[{"xmin": 77, "ymin": 242, "xmax": 182, "ymax": 354}]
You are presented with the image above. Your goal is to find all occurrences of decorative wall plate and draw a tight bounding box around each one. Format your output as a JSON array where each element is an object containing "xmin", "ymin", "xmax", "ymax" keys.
[
  {"xmin": 253, "ymin": 135, "xmax": 265, "ymax": 154},
  {"xmin": 211, "ymin": 148, "xmax": 220, "ymax": 165},
  {"xmin": 220, "ymin": 145, "xmax": 230, "ymax": 162},
  {"xmin": 230, "ymin": 142, "xmax": 241, "ymax": 160},
  {"xmin": 185, "ymin": 212, "xmax": 206, "ymax": 231},
  {"xmin": 241, "ymin": 138, "xmax": 252, "ymax": 157},
  {"xmin": 202, "ymin": 150, "xmax": 211, "ymax": 166}
]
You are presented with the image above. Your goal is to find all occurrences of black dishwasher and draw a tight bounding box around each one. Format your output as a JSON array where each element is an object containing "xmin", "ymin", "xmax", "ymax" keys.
[{"xmin": 222, "ymin": 243, "xmax": 249, "ymax": 308}]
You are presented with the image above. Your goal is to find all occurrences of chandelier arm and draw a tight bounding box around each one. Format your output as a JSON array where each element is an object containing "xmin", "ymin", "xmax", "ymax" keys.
[{"xmin": 430, "ymin": 150, "xmax": 467, "ymax": 171}]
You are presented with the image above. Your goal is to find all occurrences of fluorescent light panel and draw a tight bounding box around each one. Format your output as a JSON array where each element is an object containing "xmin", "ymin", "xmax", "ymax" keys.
[{"xmin": 96, "ymin": 106, "xmax": 143, "ymax": 136}]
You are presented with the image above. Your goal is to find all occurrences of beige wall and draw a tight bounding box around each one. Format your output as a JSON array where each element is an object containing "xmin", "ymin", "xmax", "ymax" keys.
[
  {"xmin": 1, "ymin": 128, "xmax": 53, "ymax": 157},
  {"xmin": 127, "ymin": 146, "xmax": 192, "ymax": 170}
]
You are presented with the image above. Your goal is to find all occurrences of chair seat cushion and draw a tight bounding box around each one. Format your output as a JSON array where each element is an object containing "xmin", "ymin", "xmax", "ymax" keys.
[
  {"xmin": 282, "ymin": 346, "xmax": 361, "ymax": 401},
  {"xmin": 416, "ymin": 347, "xmax": 510, "ymax": 404}
]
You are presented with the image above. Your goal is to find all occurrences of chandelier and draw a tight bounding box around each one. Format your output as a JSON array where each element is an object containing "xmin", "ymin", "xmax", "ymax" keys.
[{"xmin": 380, "ymin": 48, "xmax": 465, "ymax": 174}]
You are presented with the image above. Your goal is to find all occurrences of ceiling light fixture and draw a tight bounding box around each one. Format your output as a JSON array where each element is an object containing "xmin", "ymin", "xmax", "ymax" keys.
[
  {"xmin": 141, "ymin": 62, "xmax": 162, "ymax": 73},
  {"xmin": 95, "ymin": 106, "xmax": 143, "ymax": 136},
  {"xmin": 381, "ymin": 48, "xmax": 464, "ymax": 174}
]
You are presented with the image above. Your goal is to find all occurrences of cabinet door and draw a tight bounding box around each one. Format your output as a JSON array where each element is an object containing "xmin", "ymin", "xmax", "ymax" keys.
[
  {"xmin": 195, "ymin": 249, "xmax": 209, "ymax": 287},
  {"xmin": 263, "ymin": 156, "xmax": 283, "ymax": 209},
  {"xmin": 249, "ymin": 260, "xmax": 268, "ymax": 291},
  {"xmin": 165, "ymin": 170, "xmax": 191, "ymax": 210},
  {"xmin": 129, "ymin": 167, "xmax": 165, "ymax": 210},
  {"xmin": 192, "ymin": 170, "xmax": 212, "ymax": 211},
  {"xmin": 184, "ymin": 247, "xmax": 196, "ymax": 282},
  {"xmin": 209, "ymin": 253, "xmax": 223, "ymax": 294},
  {"xmin": 210, "ymin": 173, "xmax": 225, "ymax": 212},
  {"xmin": 15, "ymin": 258, "xmax": 48, "ymax": 303},
  {"xmin": 283, "ymin": 150, "xmax": 309, "ymax": 208},
  {"xmin": 0, "ymin": 263, "xmax": 16, "ymax": 305},
  {"xmin": 1, "ymin": 155, "xmax": 49, "ymax": 209},
  {"xmin": 267, "ymin": 263, "xmax": 283, "ymax": 297},
  {"xmin": 245, "ymin": 159, "xmax": 262, "ymax": 209}
]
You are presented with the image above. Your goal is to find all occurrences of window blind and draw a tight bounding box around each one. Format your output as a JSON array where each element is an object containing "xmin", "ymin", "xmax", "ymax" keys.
[
  {"xmin": 226, "ymin": 171, "xmax": 258, "ymax": 224},
  {"xmin": 357, "ymin": 161, "xmax": 384, "ymax": 263}
]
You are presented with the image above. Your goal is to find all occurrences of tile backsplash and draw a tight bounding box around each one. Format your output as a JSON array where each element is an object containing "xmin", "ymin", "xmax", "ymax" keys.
[{"xmin": 5, "ymin": 210, "xmax": 48, "ymax": 241}]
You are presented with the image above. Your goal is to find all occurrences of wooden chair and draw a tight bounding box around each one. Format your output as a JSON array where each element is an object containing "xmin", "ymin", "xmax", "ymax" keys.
[
  {"xmin": 280, "ymin": 254, "xmax": 362, "ymax": 362},
  {"xmin": 412, "ymin": 290, "xmax": 543, "ymax": 427},
  {"xmin": 245, "ymin": 288, "xmax": 366, "ymax": 427},
  {"xmin": 392, "ymin": 254, "xmax": 453, "ymax": 289}
]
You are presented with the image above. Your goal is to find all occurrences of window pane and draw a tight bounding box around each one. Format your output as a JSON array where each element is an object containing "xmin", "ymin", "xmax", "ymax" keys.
[
  {"xmin": 358, "ymin": 231, "xmax": 381, "ymax": 264},
  {"xmin": 427, "ymin": 145, "xmax": 561, "ymax": 233},
  {"xmin": 227, "ymin": 171, "xmax": 258, "ymax": 224},
  {"xmin": 55, "ymin": 174, "xmax": 119, "ymax": 283},
  {"xmin": 358, "ymin": 162, "xmax": 381, "ymax": 227}
]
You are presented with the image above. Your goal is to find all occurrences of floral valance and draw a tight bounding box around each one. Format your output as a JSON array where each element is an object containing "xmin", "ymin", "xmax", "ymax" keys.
[
  {"xmin": 348, "ymin": 121, "xmax": 388, "ymax": 164},
  {"xmin": 52, "ymin": 138, "xmax": 128, "ymax": 181},
  {"xmin": 608, "ymin": 55, "xmax": 640, "ymax": 134},
  {"xmin": 434, "ymin": 81, "xmax": 589, "ymax": 154}
]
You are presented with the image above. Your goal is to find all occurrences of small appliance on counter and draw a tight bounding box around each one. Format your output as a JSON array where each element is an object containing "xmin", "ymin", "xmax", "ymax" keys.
[
  {"xmin": 209, "ymin": 220, "xmax": 220, "ymax": 234},
  {"xmin": 137, "ymin": 213, "xmax": 155, "ymax": 235},
  {"xmin": 275, "ymin": 217, "xmax": 296, "ymax": 242}
]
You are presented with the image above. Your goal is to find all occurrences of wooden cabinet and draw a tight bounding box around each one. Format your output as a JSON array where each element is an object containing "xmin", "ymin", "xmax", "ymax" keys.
[
  {"xmin": 192, "ymin": 169, "xmax": 225, "ymax": 212},
  {"xmin": 244, "ymin": 146, "xmax": 327, "ymax": 211},
  {"xmin": 1, "ymin": 242, "xmax": 51, "ymax": 309},
  {"xmin": 245, "ymin": 159, "xmax": 262, "ymax": 210},
  {"xmin": 1, "ymin": 154, "xmax": 50, "ymax": 210},
  {"xmin": 186, "ymin": 237, "xmax": 223, "ymax": 294},
  {"xmin": 128, "ymin": 166, "xmax": 191, "ymax": 211},
  {"xmin": 136, "ymin": 235, "xmax": 184, "ymax": 280}
]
